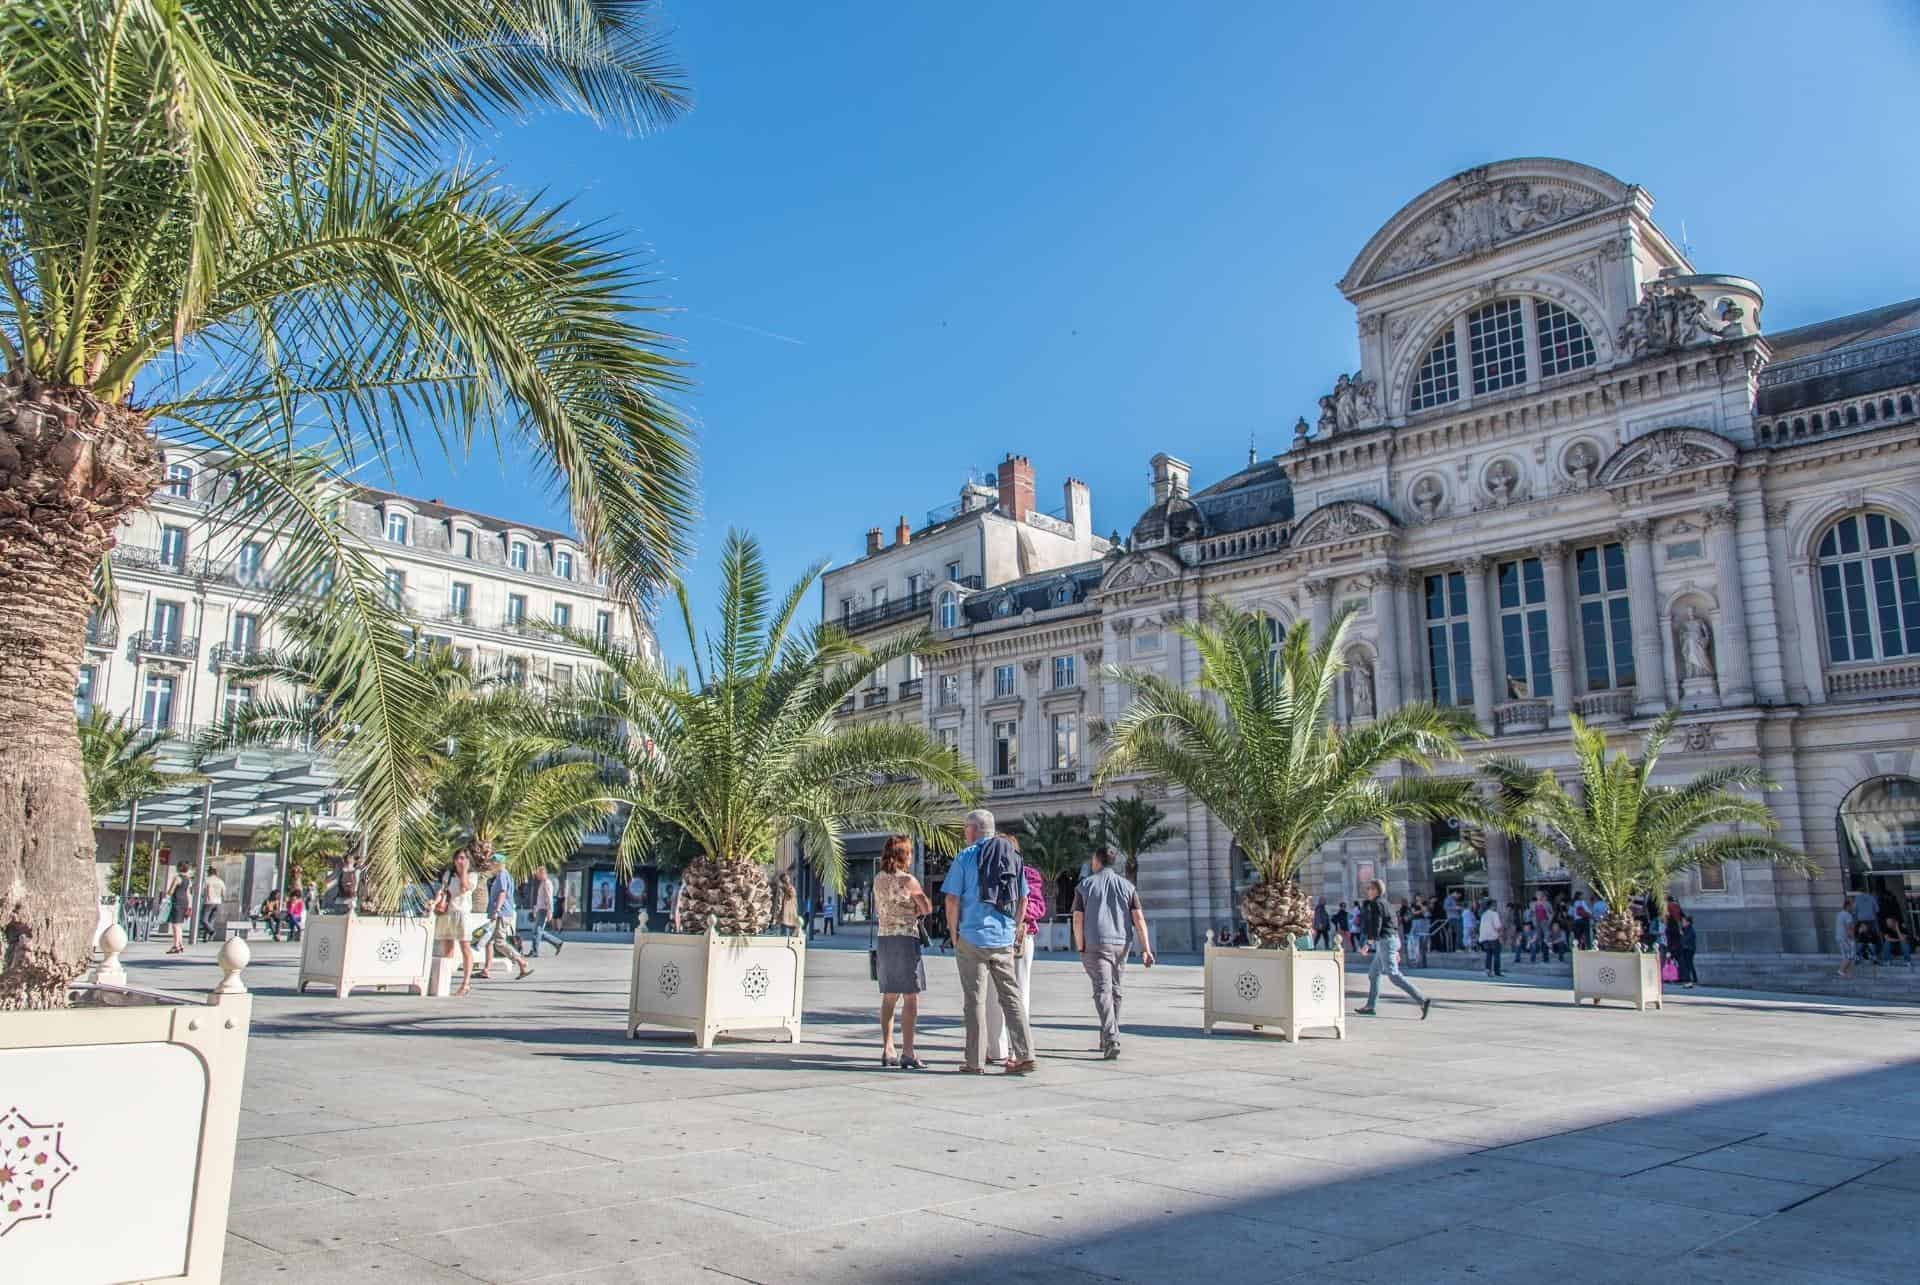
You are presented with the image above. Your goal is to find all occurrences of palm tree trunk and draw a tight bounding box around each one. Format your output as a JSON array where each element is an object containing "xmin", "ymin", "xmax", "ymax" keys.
[
  {"xmin": 1241, "ymin": 876, "xmax": 1313, "ymax": 948},
  {"xmin": 682, "ymin": 856, "xmax": 772, "ymax": 935},
  {"xmin": 1594, "ymin": 909, "xmax": 1640, "ymax": 952},
  {"xmin": 0, "ymin": 377, "xmax": 160, "ymax": 1008}
]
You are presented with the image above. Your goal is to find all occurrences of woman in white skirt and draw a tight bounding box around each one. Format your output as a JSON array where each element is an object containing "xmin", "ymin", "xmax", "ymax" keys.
[
  {"xmin": 433, "ymin": 850, "xmax": 483, "ymax": 996},
  {"xmin": 986, "ymin": 835, "xmax": 1047, "ymax": 1067}
]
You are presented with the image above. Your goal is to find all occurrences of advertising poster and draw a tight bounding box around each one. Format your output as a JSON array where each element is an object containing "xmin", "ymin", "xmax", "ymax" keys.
[{"xmin": 591, "ymin": 870, "xmax": 618, "ymax": 913}]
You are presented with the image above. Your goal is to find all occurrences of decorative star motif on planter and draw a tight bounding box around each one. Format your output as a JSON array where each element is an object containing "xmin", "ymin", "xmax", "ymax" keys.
[
  {"xmin": 742, "ymin": 965, "xmax": 771, "ymax": 1001},
  {"xmin": 658, "ymin": 963, "xmax": 680, "ymax": 997},
  {"xmin": 315, "ymin": 936, "xmax": 333, "ymax": 962},
  {"xmin": 1597, "ymin": 965, "xmax": 1619, "ymax": 986},
  {"xmin": 1310, "ymin": 975, "xmax": 1330, "ymax": 1004},
  {"xmin": 376, "ymin": 937, "xmax": 403, "ymax": 965},
  {"xmin": 0, "ymin": 1108, "xmax": 75, "ymax": 1236},
  {"xmin": 1234, "ymin": 971, "xmax": 1261, "ymax": 1001}
]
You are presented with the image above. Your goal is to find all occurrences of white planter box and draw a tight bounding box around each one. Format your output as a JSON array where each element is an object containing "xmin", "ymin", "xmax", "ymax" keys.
[
  {"xmin": 296, "ymin": 914, "xmax": 433, "ymax": 999},
  {"xmin": 0, "ymin": 936, "xmax": 252, "ymax": 1284},
  {"xmin": 1203, "ymin": 943, "xmax": 1347, "ymax": 1041},
  {"xmin": 627, "ymin": 923, "xmax": 805, "ymax": 1049},
  {"xmin": 1571, "ymin": 947, "xmax": 1664, "ymax": 1010}
]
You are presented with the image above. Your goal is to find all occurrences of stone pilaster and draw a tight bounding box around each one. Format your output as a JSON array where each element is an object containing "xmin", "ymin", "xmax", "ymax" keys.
[
  {"xmin": 1618, "ymin": 520, "xmax": 1668, "ymax": 713},
  {"xmin": 1537, "ymin": 541, "xmax": 1573, "ymax": 722},
  {"xmin": 1704, "ymin": 504, "xmax": 1754, "ymax": 705},
  {"xmin": 1463, "ymin": 556, "xmax": 1496, "ymax": 727}
]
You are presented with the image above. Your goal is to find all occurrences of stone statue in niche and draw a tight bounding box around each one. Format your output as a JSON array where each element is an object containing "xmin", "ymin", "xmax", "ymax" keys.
[
  {"xmin": 1485, "ymin": 459, "xmax": 1519, "ymax": 504},
  {"xmin": 1348, "ymin": 656, "xmax": 1376, "ymax": 719},
  {"xmin": 1564, "ymin": 442, "xmax": 1597, "ymax": 489},
  {"xmin": 1318, "ymin": 371, "xmax": 1379, "ymax": 435},
  {"xmin": 1674, "ymin": 606, "xmax": 1720, "ymax": 687},
  {"xmin": 1412, "ymin": 476, "xmax": 1445, "ymax": 520}
]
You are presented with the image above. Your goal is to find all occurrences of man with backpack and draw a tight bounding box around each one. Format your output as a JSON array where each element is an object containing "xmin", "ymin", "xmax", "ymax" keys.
[{"xmin": 941, "ymin": 808, "xmax": 1033, "ymax": 1075}]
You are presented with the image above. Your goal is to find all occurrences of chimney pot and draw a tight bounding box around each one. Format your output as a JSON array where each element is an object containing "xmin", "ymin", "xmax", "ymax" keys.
[
  {"xmin": 865, "ymin": 526, "xmax": 883, "ymax": 556},
  {"xmin": 996, "ymin": 453, "xmax": 1036, "ymax": 523}
]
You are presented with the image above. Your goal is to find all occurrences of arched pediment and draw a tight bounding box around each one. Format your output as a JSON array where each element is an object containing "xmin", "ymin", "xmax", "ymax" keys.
[
  {"xmin": 1100, "ymin": 552, "xmax": 1182, "ymax": 592},
  {"xmin": 1341, "ymin": 158, "xmax": 1632, "ymax": 294},
  {"xmin": 1596, "ymin": 428, "xmax": 1738, "ymax": 487},
  {"xmin": 1291, "ymin": 500, "xmax": 1395, "ymax": 550}
]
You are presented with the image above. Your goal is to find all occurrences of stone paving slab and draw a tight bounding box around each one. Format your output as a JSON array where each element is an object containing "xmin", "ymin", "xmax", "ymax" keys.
[{"xmin": 103, "ymin": 935, "xmax": 1920, "ymax": 1283}]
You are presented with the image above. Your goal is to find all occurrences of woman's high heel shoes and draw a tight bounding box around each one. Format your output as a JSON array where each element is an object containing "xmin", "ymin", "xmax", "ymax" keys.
[
  {"xmin": 899, "ymin": 1055, "xmax": 925, "ymax": 1071},
  {"xmin": 880, "ymin": 1053, "xmax": 897, "ymax": 1067}
]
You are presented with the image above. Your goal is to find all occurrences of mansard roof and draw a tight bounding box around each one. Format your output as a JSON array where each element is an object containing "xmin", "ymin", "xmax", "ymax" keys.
[
  {"xmin": 1758, "ymin": 298, "xmax": 1920, "ymax": 415},
  {"xmin": 960, "ymin": 560, "xmax": 1104, "ymax": 624}
]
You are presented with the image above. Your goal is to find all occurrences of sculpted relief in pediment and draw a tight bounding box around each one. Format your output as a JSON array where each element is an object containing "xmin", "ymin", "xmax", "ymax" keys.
[{"xmin": 1369, "ymin": 180, "xmax": 1609, "ymax": 284}]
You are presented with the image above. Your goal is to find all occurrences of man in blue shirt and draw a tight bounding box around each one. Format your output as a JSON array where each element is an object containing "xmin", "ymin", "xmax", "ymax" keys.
[
  {"xmin": 482, "ymin": 857, "xmax": 532, "ymax": 980},
  {"xmin": 942, "ymin": 808, "xmax": 1034, "ymax": 1074}
]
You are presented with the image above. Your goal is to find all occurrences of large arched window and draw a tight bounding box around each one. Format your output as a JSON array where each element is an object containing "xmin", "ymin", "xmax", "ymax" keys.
[
  {"xmin": 1817, "ymin": 512, "xmax": 1920, "ymax": 663},
  {"xmin": 1408, "ymin": 297, "xmax": 1597, "ymax": 413}
]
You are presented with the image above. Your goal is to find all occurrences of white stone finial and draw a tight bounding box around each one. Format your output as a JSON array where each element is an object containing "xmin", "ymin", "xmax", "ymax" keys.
[
  {"xmin": 214, "ymin": 935, "xmax": 251, "ymax": 997},
  {"xmin": 90, "ymin": 923, "xmax": 129, "ymax": 987}
]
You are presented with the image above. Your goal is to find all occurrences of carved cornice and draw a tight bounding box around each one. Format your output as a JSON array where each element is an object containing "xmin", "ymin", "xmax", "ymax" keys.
[
  {"xmin": 1703, "ymin": 504, "xmax": 1737, "ymax": 530},
  {"xmin": 1617, "ymin": 519, "xmax": 1654, "ymax": 543}
]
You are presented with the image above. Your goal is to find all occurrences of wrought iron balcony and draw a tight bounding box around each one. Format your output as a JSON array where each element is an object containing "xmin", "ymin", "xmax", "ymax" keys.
[
  {"xmin": 210, "ymin": 642, "xmax": 271, "ymax": 670},
  {"xmin": 898, "ymin": 677, "xmax": 923, "ymax": 700},
  {"xmin": 85, "ymin": 617, "xmax": 118, "ymax": 648},
  {"xmin": 129, "ymin": 631, "xmax": 200, "ymax": 660},
  {"xmin": 834, "ymin": 697, "xmax": 856, "ymax": 717},
  {"xmin": 863, "ymin": 687, "xmax": 890, "ymax": 708},
  {"xmin": 837, "ymin": 576, "xmax": 983, "ymax": 635}
]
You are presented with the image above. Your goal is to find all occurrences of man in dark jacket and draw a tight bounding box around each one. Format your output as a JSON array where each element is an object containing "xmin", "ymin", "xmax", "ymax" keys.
[{"xmin": 1354, "ymin": 879, "xmax": 1431, "ymax": 1020}]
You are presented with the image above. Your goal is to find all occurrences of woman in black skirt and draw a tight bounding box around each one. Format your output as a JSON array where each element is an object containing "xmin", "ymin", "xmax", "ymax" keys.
[
  {"xmin": 872, "ymin": 835, "xmax": 933, "ymax": 1069},
  {"xmin": 163, "ymin": 864, "xmax": 191, "ymax": 953}
]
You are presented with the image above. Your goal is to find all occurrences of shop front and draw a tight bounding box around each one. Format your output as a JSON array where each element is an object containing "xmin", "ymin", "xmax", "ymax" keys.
[{"xmin": 1839, "ymin": 776, "xmax": 1920, "ymax": 943}]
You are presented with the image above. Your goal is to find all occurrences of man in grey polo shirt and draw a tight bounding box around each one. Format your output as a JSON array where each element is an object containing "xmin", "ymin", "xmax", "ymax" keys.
[{"xmin": 1073, "ymin": 845, "xmax": 1154, "ymax": 1059}]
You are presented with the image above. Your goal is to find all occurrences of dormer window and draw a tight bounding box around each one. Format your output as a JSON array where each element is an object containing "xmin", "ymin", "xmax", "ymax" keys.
[
  {"xmin": 385, "ymin": 511, "xmax": 409, "ymax": 544},
  {"xmin": 455, "ymin": 528, "xmax": 474, "ymax": 559},
  {"xmin": 509, "ymin": 540, "xmax": 529, "ymax": 571},
  {"xmin": 1409, "ymin": 297, "xmax": 1597, "ymax": 414},
  {"xmin": 555, "ymin": 550, "xmax": 574, "ymax": 580},
  {"xmin": 163, "ymin": 462, "xmax": 193, "ymax": 499},
  {"xmin": 939, "ymin": 591, "xmax": 958, "ymax": 630}
]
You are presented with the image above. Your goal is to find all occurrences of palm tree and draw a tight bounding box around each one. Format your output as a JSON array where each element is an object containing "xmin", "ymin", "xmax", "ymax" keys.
[
  {"xmin": 1097, "ymin": 602, "xmax": 1486, "ymax": 947},
  {"xmin": 544, "ymin": 531, "xmax": 979, "ymax": 935},
  {"xmin": 77, "ymin": 709, "xmax": 196, "ymax": 816},
  {"xmin": 1018, "ymin": 812, "xmax": 1091, "ymax": 880},
  {"xmin": 426, "ymin": 688, "xmax": 615, "ymax": 874},
  {"xmin": 1, "ymin": 3, "xmax": 697, "ymax": 1006},
  {"xmin": 1095, "ymin": 794, "xmax": 1181, "ymax": 885},
  {"xmin": 248, "ymin": 818, "xmax": 350, "ymax": 897},
  {"xmin": 1484, "ymin": 711, "xmax": 1815, "ymax": 952}
]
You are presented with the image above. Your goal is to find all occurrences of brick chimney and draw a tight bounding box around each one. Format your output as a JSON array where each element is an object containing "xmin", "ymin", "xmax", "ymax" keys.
[
  {"xmin": 894, "ymin": 515, "xmax": 911, "ymax": 546},
  {"xmin": 865, "ymin": 526, "xmax": 883, "ymax": 556},
  {"xmin": 997, "ymin": 454, "xmax": 1035, "ymax": 523}
]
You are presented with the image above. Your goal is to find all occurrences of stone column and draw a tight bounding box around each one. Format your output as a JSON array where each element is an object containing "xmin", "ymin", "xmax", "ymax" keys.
[
  {"xmin": 1463, "ymin": 556, "xmax": 1496, "ymax": 727},
  {"xmin": 1370, "ymin": 571, "xmax": 1402, "ymax": 712},
  {"xmin": 1304, "ymin": 576, "xmax": 1332, "ymax": 642},
  {"xmin": 1402, "ymin": 571, "xmax": 1428, "ymax": 702},
  {"xmin": 1618, "ymin": 520, "xmax": 1668, "ymax": 713},
  {"xmin": 1538, "ymin": 541, "xmax": 1574, "ymax": 722},
  {"xmin": 1704, "ymin": 504, "xmax": 1754, "ymax": 705}
]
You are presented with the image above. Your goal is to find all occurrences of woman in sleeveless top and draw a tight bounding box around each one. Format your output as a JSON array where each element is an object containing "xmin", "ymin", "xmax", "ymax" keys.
[
  {"xmin": 163, "ymin": 866, "xmax": 191, "ymax": 953},
  {"xmin": 873, "ymin": 835, "xmax": 933, "ymax": 1069},
  {"xmin": 433, "ymin": 849, "xmax": 483, "ymax": 995}
]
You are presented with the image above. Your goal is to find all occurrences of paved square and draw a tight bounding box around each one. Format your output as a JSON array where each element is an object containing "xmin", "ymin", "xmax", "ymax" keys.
[{"xmin": 120, "ymin": 938, "xmax": 1919, "ymax": 1283}]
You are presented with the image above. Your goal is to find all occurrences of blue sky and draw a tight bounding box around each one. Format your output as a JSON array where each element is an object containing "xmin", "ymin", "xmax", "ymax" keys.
[{"xmin": 379, "ymin": 0, "xmax": 1920, "ymax": 663}]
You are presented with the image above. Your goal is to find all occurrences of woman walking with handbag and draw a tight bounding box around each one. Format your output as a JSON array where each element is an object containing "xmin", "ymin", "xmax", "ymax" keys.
[
  {"xmin": 873, "ymin": 836, "xmax": 933, "ymax": 1069},
  {"xmin": 433, "ymin": 850, "xmax": 483, "ymax": 996}
]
